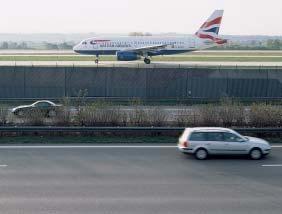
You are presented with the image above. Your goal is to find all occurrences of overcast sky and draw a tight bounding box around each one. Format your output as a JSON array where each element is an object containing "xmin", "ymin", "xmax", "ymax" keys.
[{"xmin": 1, "ymin": 0, "xmax": 282, "ymax": 35}]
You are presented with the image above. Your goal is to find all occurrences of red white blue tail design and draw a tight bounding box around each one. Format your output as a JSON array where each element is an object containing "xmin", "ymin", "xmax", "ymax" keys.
[{"xmin": 196, "ymin": 10, "xmax": 227, "ymax": 45}]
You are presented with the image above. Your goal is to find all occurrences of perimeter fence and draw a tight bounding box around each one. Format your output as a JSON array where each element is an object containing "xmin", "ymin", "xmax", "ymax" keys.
[{"xmin": 0, "ymin": 65, "xmax": 281, "ymax": 101}]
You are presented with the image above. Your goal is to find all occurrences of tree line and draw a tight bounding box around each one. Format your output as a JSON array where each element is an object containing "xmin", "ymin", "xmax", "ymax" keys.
[
  {"xmin": 0, "ymin": 41, "xmax": 74, "ymax": 50},
  {"xmin": 213, "ymin": 39, "xmax": 282, "ymax": 50}
]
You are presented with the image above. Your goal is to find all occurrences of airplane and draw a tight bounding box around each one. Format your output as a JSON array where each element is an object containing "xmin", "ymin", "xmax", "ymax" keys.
[{"xmin": 73, "ymin": 10, "xmax": 227, "ymax": 64}]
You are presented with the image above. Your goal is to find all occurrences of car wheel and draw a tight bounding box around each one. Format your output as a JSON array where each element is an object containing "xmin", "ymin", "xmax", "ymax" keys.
[
  {"xmin": 250, "ymin": 148, "xmax": 263, "ymax": 160},
  {"xmin": 195, "ymin": 148, "xmax": 208, "ymax": 160}
]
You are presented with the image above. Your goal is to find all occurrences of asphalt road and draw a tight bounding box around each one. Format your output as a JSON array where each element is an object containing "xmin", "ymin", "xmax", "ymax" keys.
[{"xmin": 0, "ymin": 144, "xmax": 281, "ymax": 214}]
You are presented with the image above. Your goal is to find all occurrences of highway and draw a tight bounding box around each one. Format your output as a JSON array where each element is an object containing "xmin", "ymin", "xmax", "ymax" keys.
[{"xmin": 0, "ymin": 144, "xmax": 281, "ymax": 214}]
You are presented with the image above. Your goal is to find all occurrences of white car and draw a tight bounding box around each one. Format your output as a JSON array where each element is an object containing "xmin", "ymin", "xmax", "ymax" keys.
[
  {"xmin": 11, "ymin": 100, "xmax": 62, "ymax": 117},
  {"xmin": 178, "ymin": 127, "xmax": 271, "ymax": 160}
]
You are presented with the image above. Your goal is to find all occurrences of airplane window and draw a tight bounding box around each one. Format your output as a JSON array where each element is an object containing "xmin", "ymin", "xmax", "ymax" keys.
[{"xmin": 82, "ymin": 41, "xmax": 87, "ymax": 45}]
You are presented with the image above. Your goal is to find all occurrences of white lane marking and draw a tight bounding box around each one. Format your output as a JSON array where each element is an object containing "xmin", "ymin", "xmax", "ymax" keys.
[
  {"xmin": 271, "ymin": 146, "xmax": 282, "ymax": 148},
  {"xmin": 262, "ymin": 164, "xmax": 282, "ymax": 167},
  {"xmin": 0, "ymin": 165, "xmax": 7, "ymax": 167},
  {"xmin": 0, "ymin": 145, "xmax": 177, "ymax": 149}
]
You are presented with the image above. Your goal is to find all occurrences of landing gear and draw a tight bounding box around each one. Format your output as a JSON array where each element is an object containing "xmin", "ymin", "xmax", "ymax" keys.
[
  {"xmin": 95, "ymin": 54, "xmax": 99, "ymax": 64},
  {"xmin": 144, "ymin": 58, "xmax": 151, "ymax": 64}
]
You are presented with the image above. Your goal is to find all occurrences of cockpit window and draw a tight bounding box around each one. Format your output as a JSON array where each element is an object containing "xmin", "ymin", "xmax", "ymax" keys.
[{"xmin": 82, "ymin": 41, "xmax": 87, "ymax": 45}]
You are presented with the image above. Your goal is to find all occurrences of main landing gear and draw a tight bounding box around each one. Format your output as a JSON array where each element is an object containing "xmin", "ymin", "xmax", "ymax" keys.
[{"xmin": 144, "ymin": 57, "xmax": 151, "ymax": 64}]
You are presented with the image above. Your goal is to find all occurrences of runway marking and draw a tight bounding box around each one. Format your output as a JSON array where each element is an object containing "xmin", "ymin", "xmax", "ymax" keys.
[
  {"xmin": 262, "ymin": 164, "xmax": 282, "ymax": 167},
  {"xmin": 0, "ymin": 165, "xmax": 7, "ymax": 167}
]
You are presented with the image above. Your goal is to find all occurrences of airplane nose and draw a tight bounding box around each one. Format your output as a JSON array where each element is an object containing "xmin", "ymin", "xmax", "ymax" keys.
[{"xmin": 73, "ymin": 44, "xmax": 80, "ymax": 53}]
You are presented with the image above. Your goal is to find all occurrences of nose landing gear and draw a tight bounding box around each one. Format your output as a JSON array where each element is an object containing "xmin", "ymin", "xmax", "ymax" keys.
[{"xmin": 95, "ymin": 54, "xmax": 99, "ymax": 64}]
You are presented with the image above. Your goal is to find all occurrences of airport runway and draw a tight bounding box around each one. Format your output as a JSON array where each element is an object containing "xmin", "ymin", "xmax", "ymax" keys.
[
  {"xmin": 0, "ymin": 144, "xmax": 281, "ymax": 214},
  {"xmin": 1, "ymin": 61, "xmax": 282, "ymax": 67}
]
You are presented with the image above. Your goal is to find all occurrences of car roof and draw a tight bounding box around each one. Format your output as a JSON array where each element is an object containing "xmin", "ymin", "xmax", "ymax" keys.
[
  {"xmin": 33, "ymin": 100, "xmax": 55, "ymax": 104},
  {"xmin": 184, "ymin": 127, "xmax": 235, "ymax": 133}
]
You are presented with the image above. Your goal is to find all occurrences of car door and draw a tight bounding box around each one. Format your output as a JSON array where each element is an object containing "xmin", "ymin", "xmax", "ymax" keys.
[
  {"xmin": 222, "ymin": 132, "xmax": 250, "ymax": 154},
  {"xmin": 205, "ymin": 132, "xmax": 227, "ymax": 154}
]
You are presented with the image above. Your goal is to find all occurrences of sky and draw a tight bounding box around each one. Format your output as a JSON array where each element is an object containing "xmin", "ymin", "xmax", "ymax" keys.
[{"xmin": 1, "ymin": 0, "xmax": 282, "ymax": 35}]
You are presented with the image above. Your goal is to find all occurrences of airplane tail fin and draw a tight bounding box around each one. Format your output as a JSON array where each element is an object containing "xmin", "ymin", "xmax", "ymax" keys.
[{"xmin": 195, "ymin": 10, "xmax": 227, "ymax": 44}]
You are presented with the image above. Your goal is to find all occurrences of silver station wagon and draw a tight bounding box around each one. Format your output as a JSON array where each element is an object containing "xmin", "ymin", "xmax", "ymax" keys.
[{"xmin": 178, "ymin": 127, "xmax": 271, "ymax": 160}]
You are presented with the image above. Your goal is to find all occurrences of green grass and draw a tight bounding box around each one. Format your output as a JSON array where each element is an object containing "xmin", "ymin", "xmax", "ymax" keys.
[{"xmin": 0, "ymin": 55, "xmax": 282, "ymax": 62}]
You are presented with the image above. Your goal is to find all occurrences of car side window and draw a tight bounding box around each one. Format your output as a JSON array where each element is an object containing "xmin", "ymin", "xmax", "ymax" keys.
[
  {"xmin": 35, "ymin": 102, "xmax": 50, "ymax": 107},
  {"xmin": 206, "ymin": 132, "xmax": 224, "ymax": 142},
  {"xmin": 223, "ymin": 133, "xmax": 244, "ymax": 142},
  {"xmin": 189, "ymin": 132, "xmax": 207, "ymax": 141}
]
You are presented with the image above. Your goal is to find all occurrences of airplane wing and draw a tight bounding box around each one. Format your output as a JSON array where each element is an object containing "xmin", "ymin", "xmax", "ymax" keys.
[{"xmin": 123, "ymin": 44, "xmax": 167, "ymax": 55}]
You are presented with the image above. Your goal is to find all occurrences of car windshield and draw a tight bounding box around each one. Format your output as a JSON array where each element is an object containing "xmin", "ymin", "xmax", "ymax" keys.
[{"xmin": 231, "ymin": 131, "xmax": 248, "ymax": 141}]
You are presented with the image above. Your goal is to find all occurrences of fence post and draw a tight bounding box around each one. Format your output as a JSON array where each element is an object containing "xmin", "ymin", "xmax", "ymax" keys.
[
  {"xmin": 23, "ymin": 66, "xmax": 26, "ymax": 98},
  {"xmin": 64, "ymin": 67, "xmax": 67, "ymax": 97},
  {"xmin": 266, "ymin": 66, "xmax": 269, "ymax": 104},
  {"xmin": 226, "ymin": 65, "xmax": 229, "ymax": 98}
]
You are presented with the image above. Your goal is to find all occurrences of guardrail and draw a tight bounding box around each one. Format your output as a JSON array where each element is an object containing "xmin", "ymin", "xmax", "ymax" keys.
[{"xmin": 0, "ymin": 127, "xmax": 281, "ymax": 134}]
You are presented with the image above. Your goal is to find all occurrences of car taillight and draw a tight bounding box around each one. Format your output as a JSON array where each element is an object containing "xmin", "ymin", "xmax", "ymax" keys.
[{"xmin": 183, "ymin": 141, "xmax": 189, "ymax": 148}]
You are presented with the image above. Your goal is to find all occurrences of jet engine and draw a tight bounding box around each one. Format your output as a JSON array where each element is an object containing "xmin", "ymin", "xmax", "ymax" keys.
[{"xmin": 116, "ymin": 51, "xmax": 141, "ymax": 61}]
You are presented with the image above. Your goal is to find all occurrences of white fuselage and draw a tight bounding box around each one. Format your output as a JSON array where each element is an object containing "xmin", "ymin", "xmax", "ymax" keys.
[{"xmin": 73, "ymin": 35, "xmax": 215, "ymax": 56}]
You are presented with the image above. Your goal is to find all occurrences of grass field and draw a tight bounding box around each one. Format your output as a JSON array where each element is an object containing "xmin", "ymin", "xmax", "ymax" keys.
[{"xmin": 0, "ymin": 55, "xmax": 282, "ymax": 62}]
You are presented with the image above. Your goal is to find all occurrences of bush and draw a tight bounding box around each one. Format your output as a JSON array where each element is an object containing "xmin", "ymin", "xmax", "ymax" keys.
[
  {"xmin": 198, "ymin": 104, "xmax": 221, "ymax": 126},
  {"xmin": 22, "ymin": 109, "xmax": 45, "ymax": 126},
  {"xmin": 76, "ymin": 102, "xmax": 127, "ymax": 126},
  {"xmin": 147, "ymin": 107, "xmax": 167, "ymax": 126},
  {"xmin": 176, "ymin": 107, "xmax": 200, "ymax": 127},
  {"xmin": 249, "ymin": 103, "xmax": 282, "ymax": 127},
  {"xmin": 128, "ymin": 99, "xmax": 150, "ymax": 126},
  {"xmin": 53, "ymin": 97, "xmax": 72, "ymax": 126},
  {"xmin": 217, "ymin": 98, "xmax": 245, "ymax": 127},
  {"xmin": 128, "ymin": 104, "xmax": 167, "ymax": 127},
  {"xmin": 198, "ymin": 98, "xmax": 245, "ymax": 127},
  {"xmin": 0, "ymin": 106, "xmax": 8, "ymax": 126},
  {"xmin": 74, "ymin": 89, "xmax": 88, "ymax": 109}
]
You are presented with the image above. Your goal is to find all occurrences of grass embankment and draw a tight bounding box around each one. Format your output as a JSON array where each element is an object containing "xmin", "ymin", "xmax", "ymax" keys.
[{"xmin": 1, "ymin": 55, "xmax": 282, "ymax": 62}]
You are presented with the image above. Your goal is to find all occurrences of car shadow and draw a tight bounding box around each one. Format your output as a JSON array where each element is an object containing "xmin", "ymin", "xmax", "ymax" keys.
[{"xmin": 180, "ymin": 153, "xmax": 271, "ymax": 161}]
